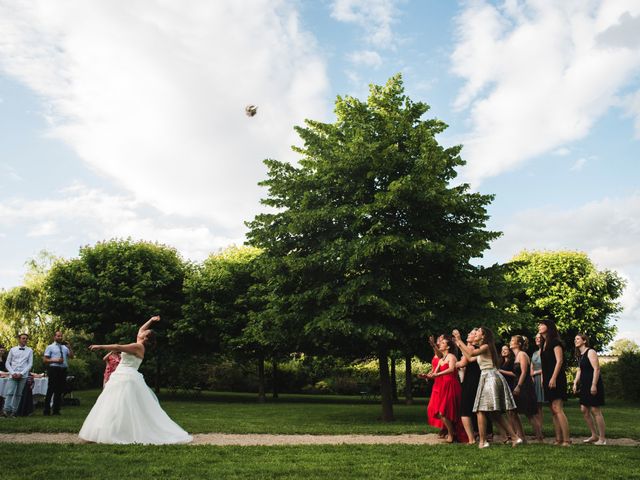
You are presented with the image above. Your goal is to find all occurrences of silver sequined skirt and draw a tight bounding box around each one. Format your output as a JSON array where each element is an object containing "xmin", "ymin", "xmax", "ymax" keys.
[{"xmin": 472, "ymin": 368, "xmax": 517, "ymax": 412}]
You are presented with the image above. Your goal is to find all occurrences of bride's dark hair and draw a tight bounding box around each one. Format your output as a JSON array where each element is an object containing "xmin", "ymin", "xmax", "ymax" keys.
[{"xmin": 143, "ymin": 330, "xmax": 157, "ymax": 349}]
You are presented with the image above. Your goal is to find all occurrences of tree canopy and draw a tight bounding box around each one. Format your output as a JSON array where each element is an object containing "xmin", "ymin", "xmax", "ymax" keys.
[
  {"xmin": 247, "ymin": 74, "xmax": 499, "ymax": 419},
  {"xmin": 502, "ymin": 250, "xmax": 625, "ymax": 350},
  {"xmin": 45, "ymin": 239, "xmax": 186, "ymax": 344}
]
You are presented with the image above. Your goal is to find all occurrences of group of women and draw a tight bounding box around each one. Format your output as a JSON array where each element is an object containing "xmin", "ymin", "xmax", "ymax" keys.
[{"xmin": 423, "ymin": 319, "xmax": 606, "ymax": 448}]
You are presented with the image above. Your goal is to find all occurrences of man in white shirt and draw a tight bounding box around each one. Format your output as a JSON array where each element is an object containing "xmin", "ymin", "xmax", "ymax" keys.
[
  {"xmin": 2, "ymin": 333, "xmax": 33, "ymax": 418},
  {"xmin": 43, "ymin": 331, "xmax": 74, "ymax": 416}
]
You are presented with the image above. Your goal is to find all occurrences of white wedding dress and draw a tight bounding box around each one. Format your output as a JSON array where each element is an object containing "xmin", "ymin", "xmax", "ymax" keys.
[{"xmin": 79, "ymin": 352, "xmax": 192, "ymax": 444}]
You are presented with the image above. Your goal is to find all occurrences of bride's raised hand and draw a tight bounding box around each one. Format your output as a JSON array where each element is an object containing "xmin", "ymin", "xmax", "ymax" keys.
[
  {"xmin": 150, "ymin": 315, "xmax": 161, "ymax": 322},
  {"xmin": 89, "ymin": 345, "xmax": 101, "ymax": 352}
]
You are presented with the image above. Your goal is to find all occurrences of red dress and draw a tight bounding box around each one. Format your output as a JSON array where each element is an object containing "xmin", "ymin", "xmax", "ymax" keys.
[
  {"xmin": 427, "ymin": 357, "xmax": 468, "ymax": 442},
  {"xmin": 427, "ymin": 356, "xmax": 443, "ymax": 428},
  {"xmin": 103, "ymin": 353, "xmax": 121, "ymax": 385}
]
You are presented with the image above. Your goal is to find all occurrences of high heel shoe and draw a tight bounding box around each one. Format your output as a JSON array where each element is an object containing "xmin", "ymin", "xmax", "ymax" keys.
[
  {"xmin": 583, "ymin": 437, "xmax": 598, "ymax": 444},
  {"xmin": 512, "ymin": 438, "xmax": 524, "ymax": 447},
  {"xmin": 479, "ymin": 442, "xmax": 490, "ymax": 449}
]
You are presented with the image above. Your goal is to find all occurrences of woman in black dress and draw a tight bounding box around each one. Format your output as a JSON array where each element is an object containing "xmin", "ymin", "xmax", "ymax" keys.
[
  {"xmin": 573, "ymin": 334, "xmax": 606, "ymax": 445},
  {"xmin": 456, "ymin": 329, "xmax": 480, "ymax": 445},
  {"xmin": 509, "ymin": 335, "xmax": 542, "ymax": 442},
  {"xmin": 499, "ymin": 345, "xmax": 516, "ymax": 391},
  {"xmin": 538, "ymin": 319, "xmax": 570, "ymax": 446}
]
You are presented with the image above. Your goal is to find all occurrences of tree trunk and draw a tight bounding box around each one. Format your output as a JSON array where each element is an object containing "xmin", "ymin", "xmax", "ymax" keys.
[
  {"xmin": 272, "ymin": 359, "xmax": 279, "ymax": 399},
  {"xmin": 390, "ymin": 357, "xmax": 398, "ymax": 401},
  {"xmin": 404, "ymin": 354, "xmax": 413, "ymax": 405},
  {"xmin": 257, "ymin": 355, "xmax": 266, "ymax": 403},
  {"xmin": 378, "ymin": 351, "xmax": 394, "ymax": 421}
]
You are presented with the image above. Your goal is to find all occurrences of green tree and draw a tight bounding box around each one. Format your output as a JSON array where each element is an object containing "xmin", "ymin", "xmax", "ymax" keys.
[
  {"xmin": 178, "ymin": 246, "xmax": 294, "ymax": 402},
  {"xmin": 46, "ymin": 239, "xmax": 186, "ymax": 343},
  {"xmin": 247, "ymin": 75, "xmax": 499, "ymax": 420},
  {"xmin": 610, "ymin": 338, "xmax": 640, "ymax": 356},
  {"xmin": 503, "ymin": 250, "xmax": 625, "ymax": 350},
  {"xmin": 0, "ymin": 251, "xmax": 61, "ymax": 355},
  {"xmin": 45, "ymin": 239, "xmax": 186, "ymax": 390}
]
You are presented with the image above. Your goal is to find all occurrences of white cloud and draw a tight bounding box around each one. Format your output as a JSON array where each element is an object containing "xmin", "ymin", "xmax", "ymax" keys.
[
  {"xmin": 347, "ymin": 50, "xmax": 383, "ymax": 68},
  {"xmin": 331, "ymin": 0, "xmax": 399, "ymax": 47},
  {"xmin": 486, "ymin": 192, "xmax": 640, "ymax": 346},
  {"xmin": 0, "ymin": 0, "xmax": 329, "ymax": 234},
  {"xmin": 570, "ymin": 157, "xmax": 587, "ymax": 171},
  {"xmin": 451, "ymin": 1, "xmax": 640, "ymax": 185},
  {"xmin": 0, "ymin": 183, "xmax": 242, "ymax": 264},
  {"xmin": 553, "ymin": 147, "xmax": 571, "ymax": 156},
  {"xmin": 27, "ymin": 221, "xmax": 58, "ymax": 237}
]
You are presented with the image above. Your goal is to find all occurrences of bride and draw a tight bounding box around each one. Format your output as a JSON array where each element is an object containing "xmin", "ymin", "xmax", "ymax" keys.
[{"xmin": 79, "ymin": 315, "xmax": 192, "ymax": 444}]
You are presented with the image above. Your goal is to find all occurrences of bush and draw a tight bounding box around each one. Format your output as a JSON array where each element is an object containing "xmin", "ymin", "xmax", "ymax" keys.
[
  {"xmin": 67, "ymin": 358, "xmax": 94, "ymax": 390},
  {"xmin": 601, "ymin": 351, "xmax": 640, "ymax": 401}
]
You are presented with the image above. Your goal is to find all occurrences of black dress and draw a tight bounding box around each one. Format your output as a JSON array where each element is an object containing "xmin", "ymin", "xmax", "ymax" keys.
[
  {"xmin": 499, "ymin": 360, "xmax": 516, "ymax": 391},
  {"xmin": 541, "ymin": 338, "xmax": 568, "ymax": 402},
  {"xmin": 578, "ymin": 348, "xmax": 605, "ymax": 407},
  {"xmin": 460, "ymin": 360, "xmax": 481, "ymax": 417},
  {"xmin": 513, "ymin": 358, "xmax": 538, "ymax": 416}
]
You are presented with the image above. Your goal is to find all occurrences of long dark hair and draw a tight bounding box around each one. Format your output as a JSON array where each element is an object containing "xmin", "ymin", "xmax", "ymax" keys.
[
  {"xmin": 440, "ymin": 334, "xmax": 458, "ymax": 357},
  {"xmin": 539, "ymin": 319, "xmax": 562, "ymax": 351},
  {"xmin": 500, "ymin": 345, "xmax": 515, "ymax": 368},
  {"xmin": 143, "ymin": 330, "xmax": 157, "ymax": 349},
  {"xmin": 574, "ymin": 333, "xmax": 589, "ymax": 361},
  {"xmin": 478, "ymin": 326, "xmax": 499, "ymax": 367}
]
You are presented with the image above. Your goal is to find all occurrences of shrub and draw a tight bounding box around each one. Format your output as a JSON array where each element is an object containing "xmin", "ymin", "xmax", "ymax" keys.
[{"xmin": 601, "ymin": 351, "xmax": 640, "ymax": 402}]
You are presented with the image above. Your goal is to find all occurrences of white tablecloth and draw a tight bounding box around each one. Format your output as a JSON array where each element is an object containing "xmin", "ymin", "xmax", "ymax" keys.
[{"xmin": 0, "ymin": 377, "xmax": 48, "ymax": 397}]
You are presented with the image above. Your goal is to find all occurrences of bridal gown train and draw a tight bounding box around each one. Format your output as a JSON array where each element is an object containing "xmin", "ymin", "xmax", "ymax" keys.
[{"xmin": 79, "ymin": 352, "xmax": 192, "ymax": 444}]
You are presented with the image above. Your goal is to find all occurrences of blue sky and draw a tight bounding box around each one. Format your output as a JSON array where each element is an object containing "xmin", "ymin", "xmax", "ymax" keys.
[{"xmin": 1, "ymin": 0, "xmax": 639, "ymax": 344}]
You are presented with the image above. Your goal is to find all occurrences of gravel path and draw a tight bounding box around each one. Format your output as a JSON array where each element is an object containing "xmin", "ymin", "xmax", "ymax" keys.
[{"xmin": 0, "ymin": 433, "xmax": 638, "ymax": 446}]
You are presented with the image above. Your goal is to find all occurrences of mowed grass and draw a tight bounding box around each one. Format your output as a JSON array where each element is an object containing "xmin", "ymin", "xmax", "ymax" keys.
[
  {"xmin": 1, "ymin": 389, "xmax": 639, "ymax": 439},
  {"xmin": 2, "ymin": 443, "xmax": 640, "ymax": 480}
]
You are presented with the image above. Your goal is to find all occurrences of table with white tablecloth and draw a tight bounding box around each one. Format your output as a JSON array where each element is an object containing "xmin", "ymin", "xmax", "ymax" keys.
[{"xmin": 0, "ymin": 376, "xmax": 48, "ymax": 397}]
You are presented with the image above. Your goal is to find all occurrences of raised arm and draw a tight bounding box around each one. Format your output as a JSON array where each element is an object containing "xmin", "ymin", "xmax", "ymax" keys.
[
  {"xmin": 138, "ymin": 315, "xmax": 160, "ymax": 335},
  {"xmin": 90, "ymin": 343, "xmax": 144, "ymax": 357},
  {"xmin": 453, "ymin": 330, "xmax": 484, "ymax": 360},
  {"xmin": 428, "ymin": 335, "xmax": 443, "ymax": 359}
]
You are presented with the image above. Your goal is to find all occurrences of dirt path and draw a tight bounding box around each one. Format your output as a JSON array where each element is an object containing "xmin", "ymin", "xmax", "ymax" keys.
[{"xmin": 0, "ymin": 432, "xmax": 638, "ymax": 446}]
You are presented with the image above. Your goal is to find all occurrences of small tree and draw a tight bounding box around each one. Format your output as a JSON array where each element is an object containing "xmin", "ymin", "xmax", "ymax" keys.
[
  {"xmin": 610, "ymin": 338, "xmax": 640, "ymax": 356},
  {"xmin": 503, "ymin": 250, "xmax": 625, "ymax": 350}
]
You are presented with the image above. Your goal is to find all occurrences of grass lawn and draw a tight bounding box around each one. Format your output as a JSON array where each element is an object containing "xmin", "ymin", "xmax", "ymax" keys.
[
  {"xmin": 0, "ymin": 390, "xmax": 639, "ymax": 439},
  {"xmin": 2, "ymin": 443, "xmax": 640, "ymax": 480}
]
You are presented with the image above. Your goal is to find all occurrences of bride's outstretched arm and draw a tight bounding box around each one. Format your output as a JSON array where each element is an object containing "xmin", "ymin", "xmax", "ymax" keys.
[
  {"xmin": 89, "ymin": 343, "xmax": 143, "ymax": 356},
  {"xmin": 138, "ymin": 315, "xmax": 160, "ymax": 334}
]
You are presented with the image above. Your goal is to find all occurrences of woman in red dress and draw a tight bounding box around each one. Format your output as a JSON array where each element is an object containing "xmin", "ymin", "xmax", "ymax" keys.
[
  {"xmin": 426, "ymin": 336, "xmax": 466, "ymax": 443},
  {"xmin": 102, "ymin": 351, "xmax": 121, "ymax": 386},
  {"xmin": 423, "ymin": 335, "xmax": 444, "ymax": 432}
]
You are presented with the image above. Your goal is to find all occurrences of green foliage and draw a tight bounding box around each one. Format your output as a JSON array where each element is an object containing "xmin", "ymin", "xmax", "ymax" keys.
[
  {"xmin": 609, "ymin": 338, "xmax": 640, "ymax": 355},
  {"xmin": 45, "ymin": 239, "xmax": 186, "ymax": 344},
  {"xmin": 0, "ymin": 251, "xmax": 61, "ymax": 352},
  {"xmin": 502, "ymin": 250, "xmax": 625, "ymax": 350},
  {"xmin": 246, "ymin": 75, "xmax": 499, "ymax": 413},
  {"xmin": 601, "ymin": 352, "xmax": 640, "ymax": 402}
]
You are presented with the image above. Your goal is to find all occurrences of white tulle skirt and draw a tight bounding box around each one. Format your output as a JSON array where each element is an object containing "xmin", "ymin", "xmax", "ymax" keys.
[{"xmin": 79, "ymin": 366, "xmax": 192, "ymax": 445}]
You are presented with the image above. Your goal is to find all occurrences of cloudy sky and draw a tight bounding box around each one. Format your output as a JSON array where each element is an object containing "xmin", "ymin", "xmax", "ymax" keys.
[{"xmin": 1, "ymin": 0, "xmax": 639, "ymax": 343}]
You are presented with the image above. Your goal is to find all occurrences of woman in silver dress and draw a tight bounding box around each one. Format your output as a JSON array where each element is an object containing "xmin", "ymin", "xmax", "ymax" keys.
[
  {"xmin": 453, "ymin": 327, "xmax": 522, "ymax": 449},
  {"xmin": 530, "ymin": 333, "xmax": 545, "ymax": 440}
]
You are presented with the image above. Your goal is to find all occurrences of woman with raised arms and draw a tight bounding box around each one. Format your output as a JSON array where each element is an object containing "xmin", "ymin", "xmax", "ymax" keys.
[{"xmin": 453, "ymin": 327, "xmax": 522, "ymax": 449}]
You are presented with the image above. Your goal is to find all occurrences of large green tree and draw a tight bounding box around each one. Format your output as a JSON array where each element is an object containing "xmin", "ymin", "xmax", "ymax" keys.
[
  {"xmin": 45, "ymin": 239, "xmax": 186, "ymax": 379},
  {"xmin": 503, "ymin": 250, "xmax": 625, "ymax": 351},
  {"xmin": 247, "ymin": 75, "xmax": 499, "ymax": 420},
  {"xmin": 178, "ymin": 246, "xmax": 296, "ymax": 402}
]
